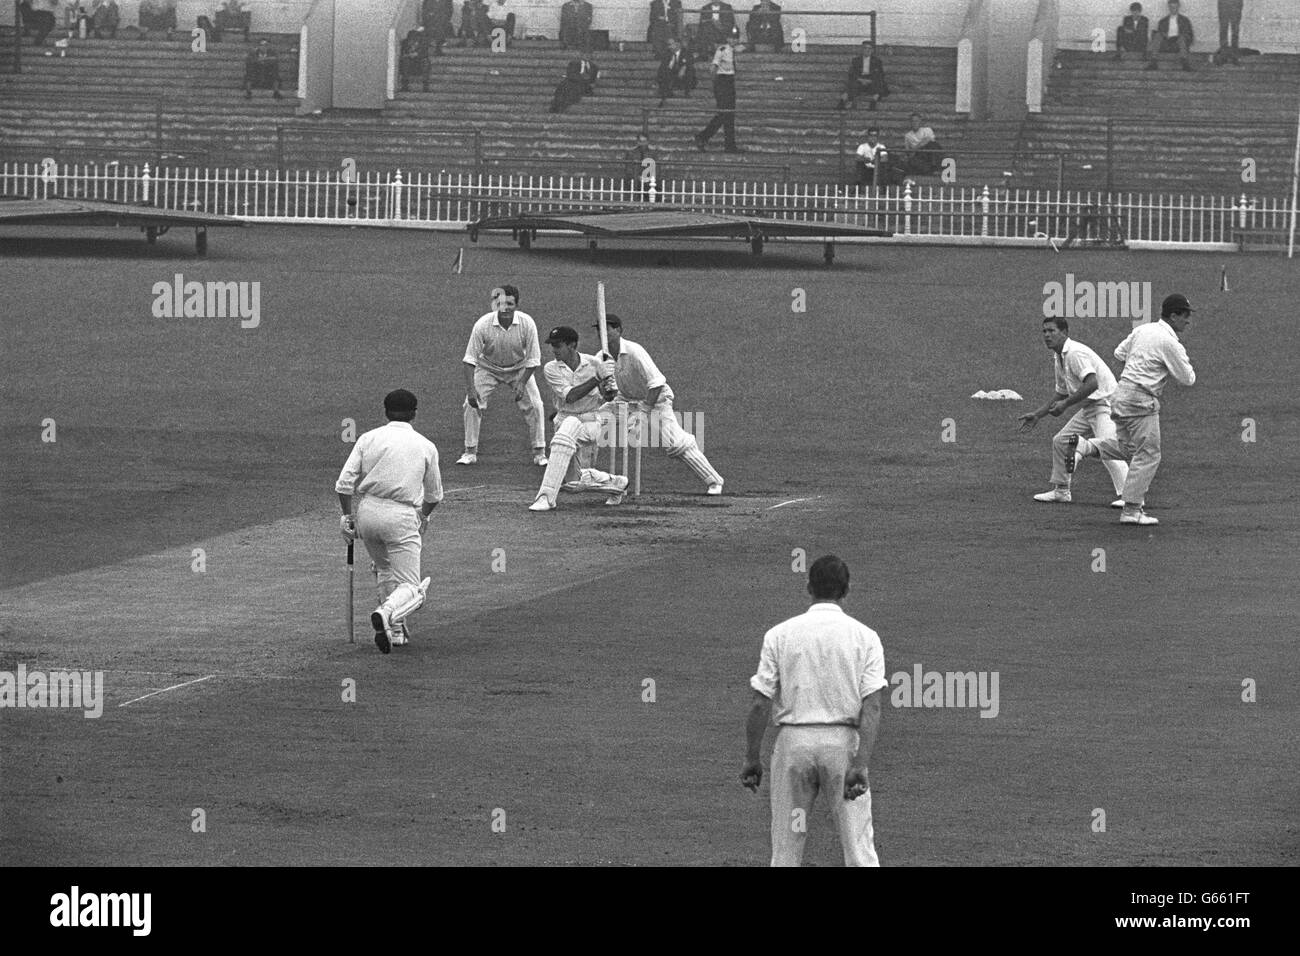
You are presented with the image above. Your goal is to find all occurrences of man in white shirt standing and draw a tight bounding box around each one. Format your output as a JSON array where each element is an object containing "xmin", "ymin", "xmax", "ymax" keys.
[
  {"xmin": 336, "ymin": 389, "xmax": 443, "ymax": 654},
  {"xmin": 742, "ymin": 555, "xmax": 887, "ymax": 866},
  {"xmin": 458, "ymin": 283, "xmax": 549, "ymax": 467},
  {"xmin": 693, "ymin": 38, "xmax": 741, "ymax": 153},
  {"xmin": 1019, "ymin": 317, "xmax": 1129, "ymax": 508},
  {"xmin": 1074, "ymin": 294, "xmax": 1197, "ymax": 525}
]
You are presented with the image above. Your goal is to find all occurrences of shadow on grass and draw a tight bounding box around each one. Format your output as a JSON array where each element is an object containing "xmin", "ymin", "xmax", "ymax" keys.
[{"xmin": 0, "ymin": 236, "xmax": 212, "ymax": 260}]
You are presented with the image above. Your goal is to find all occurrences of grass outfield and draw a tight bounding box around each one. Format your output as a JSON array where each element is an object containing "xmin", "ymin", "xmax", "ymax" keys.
[{"xmin": 1, "ymin": 226, "xmax": 1297, "ymax": 865}]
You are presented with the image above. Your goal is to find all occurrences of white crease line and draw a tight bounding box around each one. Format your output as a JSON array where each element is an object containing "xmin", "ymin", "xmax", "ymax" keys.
[
  {"xmin": 443, "ymin": 485, "xmax": 488, "ymax": 493},
  {"xmin": 118, "ymin": 674, "xmax": 216, "ymax": 707},
  {"xmin": 767, "ymin": 496, "xmax": 824, "ymax": 511}
]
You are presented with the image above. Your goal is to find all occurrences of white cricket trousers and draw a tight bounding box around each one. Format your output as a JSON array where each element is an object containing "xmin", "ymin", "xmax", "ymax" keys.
[
  {"xmin": 769, "ymin": 725, "xmax": 879, "ymax": 867},
  {"xmin": 1049, "ymin": 401, "xmax": 1129, "ymax": 493},
  {"xmin": 356, "ymin": 496, "xmax": 423, "ymax": 596},
  {"xmin": 463, "ymin": 368, "xmax": 546, "ymax": 450}
]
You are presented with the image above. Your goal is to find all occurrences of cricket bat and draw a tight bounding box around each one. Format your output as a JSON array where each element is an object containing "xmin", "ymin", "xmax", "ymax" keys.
[{"xmin": 596, "ymin": 281, "xmax": 609, "ymax": 359}]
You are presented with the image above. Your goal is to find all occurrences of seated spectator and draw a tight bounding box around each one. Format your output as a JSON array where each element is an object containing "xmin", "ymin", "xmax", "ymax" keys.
[
  {"xmin": 18, "ymin": 1, "xmax": 56, "ymax": 46},
  {"xmin": 656, "ymin": 36, "xmax": 697, "ymax": 104},
  {"xmin": 561, "ymin": 0, "xmax": 593, "ymax": 51},
  {"xmin": 647, "ymin": 1, "xmax": 671, "ymax": 59},
  {"xmin": 95, "ymin": 3, "xmax": 123, "ymax": 39},
  {"xmin": 550, "ymin": 56, "xmax": 598, "ymax": 113},
  {"xmin": 624, "ymin": 133, "xmax": 660, "ymax": 198},
  {"xmin": 486, "ymin": 0, "xmax": 516, "ymax": 44},
  {"xmin": 902, "ymin": 113, "xmax": 943, "ymax": 175},
  {"xmin": 138, "ymin": 0, "xmax": 177, "ymax": 37},
  {"xmin": 1116, "ymin": 2, "xmax": 1149, "ymax": 59},
  {"xmin": 697, "ymin": 0, "xmax": 737, "ymax": 49},
  {"xmin": 668, "ymin": 0, "xmax": 683, "ymax": 39},
  {"xmin": 244, "ymin": 39, "xmax": 284, "ymax": 99},
  {"xmin": 198, "ymin": 13, "xmax": 218, "ymax": 41},
  {"xmin": 72, "ymin": 3, "xmax": 92, "ymax": 37},
  {"xmin": 854, "ymin": 127, "xmax": 901, "ymax": 186},
  {"xmin": 423, "ymin": 0, "xmax": 454, "ymax": 53},
  {"xmin": 215, "ymin": 0, "xmax": 251, "ymax": 43},
  {"xmin": 837, "ymin": 40, "xmax": 889, "ymax": 110},
  {"xmin": 1215, "ymin": 0, "xmax": 1243, "ymax": 65},
  {"xmin": 1145, "ymin": 0, "xmax": 1193, "ymax": 71},
  {"xmin": 746, "ymin": 0, "xmax": 783, "ymax": 53},
  {"xmin": 458, "ymin": 0, "xmax": 490, "ymax": 47},
  {"xmin": 399, "ymin": 25, "xmax": 432, "ymax": 91}
]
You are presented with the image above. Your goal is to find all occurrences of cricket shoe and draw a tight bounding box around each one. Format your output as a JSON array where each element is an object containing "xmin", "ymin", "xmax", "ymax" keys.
[
  {"xmin": 1063, "ymin": 436, "xmax": 1079, "ymax": 474},
  {"xmin": 602, "ymin": 475, "xmax": 630, "ymax": 505},
  {"xmin": 532, "ymin": 453, "xmax": 549, "ymax": 467},
  {"xmin": 455, "ymin": 452, "xmax": 477, "ymax": 465},
  {"xmin": 370, "ymin": 608, "xmax": 393, "ymax": 654},
  {"xmin": 528, "ymin": 495, "xmax": 556, "ymax": 512},
  {"xmin": 1033, "ymin": 488, "xmax": 1072, "ymax": 503},
  {"xmin": 561, "ymin": 480, "xmax": 586, "ymax": 492},
  {"xmin": 390, "ymin": 622, "xmax": 409, "ymax": 646},
  {"xmin": 1119, "ymin": 508, "xmax": 1158, "ymax": 526},
  {"xmin": 706, "ymin": 481, "xmax": 724, "ymax": 496},
  {"xmin": 1111, "ymin": 499, "xmax": 1125, "ymax": 508}
]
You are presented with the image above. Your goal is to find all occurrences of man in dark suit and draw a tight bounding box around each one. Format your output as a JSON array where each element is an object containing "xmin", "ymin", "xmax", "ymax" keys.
[
  {"xmin": 423, "ymin": 0, "xmax": 455, "ymax": 55},
  {"xmin": 1146, "ymin": 0, "xmax": 1194, "ymax": 71},
  {"xmin": 838, "ymin": 40, "xmax": 889, "ymax": 110},
  {"xmin": 697, "ymin": 1, "xmax": 737, "ymax": 49},
  {"xmin": 399, "ymin": 25, "xmax": 432, "ymax": 91},
  {"xmin": 1216, "ymin": 0, "xmax": 1243, "ymax": 65},
  {"xmin": 243, "ymin": 39, "xmax": 284, "ymax": 98},
  {"xmin": 550, "ymin": 56, "xmax": 599, "ymax": 113},
  {"xmin": 656, "ymin": 36, "xmax": 697, "ymax": 104},
  {"xmin": 746, "ymin": 0, "xmax": 783, "ymax": 52},
  {"xmin": 561, "ymin": 0, "xmax": 593, "ymax": 50},
  {"xmin": 648, "ymin": 0, "xmax": 671, "ymax": 59},
  {"xmin": 1116, "ymin": 2, "xmax": 1149, "ymax": 59}
]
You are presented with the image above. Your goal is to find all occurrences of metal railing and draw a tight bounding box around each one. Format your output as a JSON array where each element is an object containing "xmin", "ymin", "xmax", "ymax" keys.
[{"xmin": 3, "ymin": 160, "xmax": 1293, "ymax": 250}]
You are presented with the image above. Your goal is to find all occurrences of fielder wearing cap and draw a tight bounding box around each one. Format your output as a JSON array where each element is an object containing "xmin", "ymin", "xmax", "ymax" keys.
[
  {"xmin": 595, "ymin": 313, "xmax": 725, "ymax": 495},
  {"xmin": 335, "ymin": 389, "xmax": 443, "ymax": 654},
  {"xmin": 742, "ymin": 555, "xmax": 887, "ymax": 866},
  {"xmin": 458, "ymin": 283, "xmax": 549, "ymax": 468},
  {"xmin": 528, "ymin": 325, "xmax": 628, "ymax": 510},
  {"xmin": 1073, "ymin": 292, "xmax": 1196, "ymax": 525}
]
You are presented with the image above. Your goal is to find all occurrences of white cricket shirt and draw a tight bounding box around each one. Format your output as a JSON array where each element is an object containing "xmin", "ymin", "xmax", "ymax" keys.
[
  {"xmin": 611, "ymin": 338, "xmax": 675, "ymax": 406},
  {"xmin": 335, "ymin": 421, "xmax": 444, "ymax": 509},
  {"xmin": 750, "ymin": 603, "xmax": 888, "ymax": 726},
  {"xmin": 543, "ymin": 352, "xmax": 605, "ymax": 416},
  {"xmin": 463, "ymin": 310, "xmax": 542, "ymax": 378},
  {"xmin": 1054, "ymin": 337, "xmax": 1118, "ymax": 403},
  {"xmin": 1114, "ymin": 319, "xmax": 1196, "ymax": 396}
]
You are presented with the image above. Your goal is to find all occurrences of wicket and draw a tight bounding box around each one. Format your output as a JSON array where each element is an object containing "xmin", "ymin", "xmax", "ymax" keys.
[{"xmin": 607, "ymin": 401, "xmax": 643, "ymax": 497}]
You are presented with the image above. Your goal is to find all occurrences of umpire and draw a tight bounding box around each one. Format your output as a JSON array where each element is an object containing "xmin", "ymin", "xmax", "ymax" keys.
[{"xmin": 741, "ymin": 555, "xmax": 887, "ymax": 866}]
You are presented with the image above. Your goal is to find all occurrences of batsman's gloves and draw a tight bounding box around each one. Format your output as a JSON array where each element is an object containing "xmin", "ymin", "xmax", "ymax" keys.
[
  {"xmin": 598, "ymin": 377, "xmax": 619, "ymax": 401},
  {"xmin": 340, "ymin": 515, "xmax": 357, "ymax": 541},
  {"xmin": 596, "ymin": 359, "xmax": 616, "ymax": 380}
]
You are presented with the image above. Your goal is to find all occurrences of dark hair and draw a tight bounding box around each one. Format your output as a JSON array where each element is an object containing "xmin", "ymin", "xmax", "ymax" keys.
[
  {"xmin": 1042, "ymin": 316, "xmax": 1069, "ymax": 333},
  {"xmin": 808, "ymin": 554, "xmax": 850, "ymax": 601},
  {"xmin": 1130, "ymin": 2, "xmax": 1142, "ymax": 11},
  {"xmin": 384, "ymin": 388, "xmax": 418, "ymax": 422},
  {"xmin": 501, "ymin": 284, "xmax": 520, "ymax": 304}
]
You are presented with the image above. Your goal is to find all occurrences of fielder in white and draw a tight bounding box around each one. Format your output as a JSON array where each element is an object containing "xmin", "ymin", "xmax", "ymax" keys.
[
  {"xmin": 742, "ymin": 555, "xmax": 887, "ymax": 867},
  {"xmin": 1075, "ymin": 293, "xmax": 1196, "ymax": 526},
  {"xmin": 335, "ymin": 389, "xmax": 443, "ymax": 655},
  {"xmin": 529, "ymin": 325, "xmax": 628, "ymax": 511},
  {"xmin": 458, "ymin": 284, "xmax": 549, "ymax": 467},
  {"xmin": 602, "ymin": 314, "xmax": 724, "ymax": 495},
  {"xmin": 1019, "ymin": 316, "xmax": 1129, "ymax": 507}
]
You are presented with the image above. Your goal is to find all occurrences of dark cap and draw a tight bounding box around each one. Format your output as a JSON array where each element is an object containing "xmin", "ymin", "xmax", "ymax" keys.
[
  {"xmin": 592, "ymin": 313, "xmax": 623, "ymax": 329},
  {"xmin": 546, "ymin": 325, "xmax": 578, "ymax": 345},
  {"xmin": 1161, "ymin": 293, "xmax": 1194, "ymax": 317},
  {"xmin": 384, "ymin": 388, "xmax": 417, "ymax": 415}
]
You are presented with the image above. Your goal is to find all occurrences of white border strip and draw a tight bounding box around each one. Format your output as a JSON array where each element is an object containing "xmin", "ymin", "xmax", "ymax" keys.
[{"xmin": 119, "ymin": 674, "xmax": 216, "ymax": 707}]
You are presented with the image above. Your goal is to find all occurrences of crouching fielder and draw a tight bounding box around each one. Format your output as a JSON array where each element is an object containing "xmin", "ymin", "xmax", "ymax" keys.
[
  {"xmin": 600, "ymin": 313, "xmax": 724, "ymax": 495},
  {"xmin": 335, "ymin": 389, "xmax": 443, "ymax": 654},
  {"xmin": 529, "ymin": 325, "xmax": 628, "ymax": 511}
]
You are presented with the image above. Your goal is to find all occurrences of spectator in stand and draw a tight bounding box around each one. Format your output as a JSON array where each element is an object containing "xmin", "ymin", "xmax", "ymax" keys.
[
  {"xmin": 746, "ymin": 1, "xmax": 783, "ymax": 53},
  {"xmin": 91, "ymin": 0, "xmax": 119, "ymax": 38},
  {"xmin": 694, "ymin": 37, "xmax": 741, "ymax": 153},
  {"xmin": 1116, "ymin": 3, "xmax": 1149, "ymax": 59},
  {"xmin": 648, "ymin": 0, "xmax": 671, "ymax": 59},
  {"xmin": 560, "ymin": 0, "xmax": 593, "ymax": 51},
  {"xmin": 854, "ymin": 127, "xmax": 899, "ymax": 186},
  {"xmin": 624, "ymin": 133, "xmax": 659, "ymax": 199},
  {"xmin": 550, "ymin": 55, "xmax": 599, "ymax": 113},
  {"xmin": 459, "ymin": 0, "xmax": 489, "ymax": 47},
  {"xmin": 697, "ymin": 1, "xmax": 737, "ymax": 49},
  {"xmin": 656, "ymin": 35, "xmax": 697, "ymax": 104},
  {"xmin": 71, "ymin": 3, "xmax": 92, "ymax": 38},
  {"xmin": 399, "ymin": 25, "xmax": 432, "ymax": 92},
  {"xmin": 486, "ymin": 0, "xmax": 517, "ymax": 44},
  {"xmin": 17, "ymin": 3, "xmax": 56, "ymax": 47},
  {"xmin": 1145, "ymin": 0, "xmax": 1193, "ymax": 71},
  {"xmin": 423, "ymin": 0, "xmax": 455, "ymax": 55},
  {"xmin": 244, "ymin": 39, "xmax": 284, "ymax": 99},
  {"xmin": 837, "ymin": 40, "xmax": 889, "ymax": 110},
  {"xmin": 1216, "ymin": 0, "xmax": 1243, "ymax": 65},
  {"xmin": 668, "ymin": 0, "xmax": 683, "ymax": 39},
  {"xmin": 902, "ymin": 113, "xmax": 942, "ymax": 175},
  {"xmin": 137, "ymin": 0, "xmax": 177, "ymax": 38},
  {"xmin": 215, "ymin": 0, "xmax": 250, "ymax": 42}
]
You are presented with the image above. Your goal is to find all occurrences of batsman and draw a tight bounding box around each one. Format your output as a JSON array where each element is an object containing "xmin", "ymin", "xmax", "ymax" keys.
[{"xmin": 336, "ymin": 389, "xmax": 443, "ymax": 654}]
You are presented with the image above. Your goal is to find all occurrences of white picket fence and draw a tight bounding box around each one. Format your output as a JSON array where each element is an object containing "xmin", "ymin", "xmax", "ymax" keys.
[{"xmin": 2, "ymin": 161, "xmax": 1294, "ymax": 250}]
